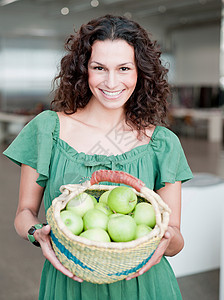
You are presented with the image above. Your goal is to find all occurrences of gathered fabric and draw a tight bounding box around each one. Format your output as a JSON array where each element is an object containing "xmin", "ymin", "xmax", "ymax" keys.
[{"xmin": 3, "ymin": 110, "xmax": 193, "ymax": 300}]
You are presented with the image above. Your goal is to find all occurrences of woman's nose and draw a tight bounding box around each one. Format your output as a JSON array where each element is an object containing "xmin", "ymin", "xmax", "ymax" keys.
[{"xmin": 104, "ymin": 71, "xmax": 118, "ymax": 89}]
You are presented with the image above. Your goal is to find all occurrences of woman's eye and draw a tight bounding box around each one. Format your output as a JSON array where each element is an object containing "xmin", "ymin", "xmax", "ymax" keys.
[
  {"xmin": 120, "ymin": 67, "xmax": 129, "ymax": 71},
  {"xmin": 94, "ymin": 66, "xmax": 104, "ymax": 70}
]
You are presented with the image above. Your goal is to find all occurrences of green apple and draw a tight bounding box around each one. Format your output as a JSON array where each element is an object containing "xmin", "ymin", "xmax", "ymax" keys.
[
  {"xmin": 60, "ymin": 210, "xmax": 83, "ymax": 235},
  {"xmin": 94, "ymin": 202, "xmax": 113, "ymax": 216},
  {"xmin": 89, "ymin": 194, "xmax": 98, "ymax": 205},
  {"xmin": 135, "ymin": 224, "xmax": 152, "ymax": 239},
  {"xmin": 80, "ymin": 228, "xmax": 111, "ymax": 242},
  {"xmin": 66, "ymin": 192, "xmax": 94, "ymax": 217},
  {"xmin": 133, "ymin": 202, "xmax": 156, "ymax": 228},
  {"xmin": 107, "ymin": 186, "xmax": 137, "ymax": 214},
  {"xmin": 83, "ymin": 208, "xmax": 109, "ymax": 231},
  {"xmin": 108, "ymin": 214, "xmax": 137, "ymax": 242},
  {"xmin": 108, "ymin": 213, "xmax": 124, "ymax": 219},
  {"xmin": 99, "ymin": 190, "xmax": 111, "ymax": 204}
]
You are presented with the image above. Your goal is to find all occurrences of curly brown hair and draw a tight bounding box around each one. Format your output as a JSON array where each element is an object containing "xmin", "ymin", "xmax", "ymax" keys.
[{"xmin": 51, "ymin": 14, "xmax": 170, "ymax": 136}]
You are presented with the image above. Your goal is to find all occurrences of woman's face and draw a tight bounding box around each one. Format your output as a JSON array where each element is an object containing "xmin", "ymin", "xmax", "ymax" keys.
[{"xmin": 88, "ymin": 39, "xmax": 138, "ymax": 110}]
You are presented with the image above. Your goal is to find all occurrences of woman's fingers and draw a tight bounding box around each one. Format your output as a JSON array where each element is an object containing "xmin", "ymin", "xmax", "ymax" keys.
[
  {"xmin": 35, "ymin": 225, "xmax": 83, "ymax": 282},
  {"xmin": 41, "ymin": 224, "xmax": 51, "ymax": 235}
]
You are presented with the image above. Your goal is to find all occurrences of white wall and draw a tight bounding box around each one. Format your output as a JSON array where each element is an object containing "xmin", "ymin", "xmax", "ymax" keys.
[
  {"xmin": 167, "ymin": 179, "xmax": 224, "ymax": 278},
  {"xmin": 137, "ymin": 18, "xmax": 221, "ymax": 86},
  {"xmin": 172, "ymin": 24, "xmax": 220, "ymax": 85}
]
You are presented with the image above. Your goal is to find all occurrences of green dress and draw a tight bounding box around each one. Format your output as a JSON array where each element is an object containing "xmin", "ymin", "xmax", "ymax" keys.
[{"xmin": 3, "ymin": 110, "xmax": 193, "ymax": 300}]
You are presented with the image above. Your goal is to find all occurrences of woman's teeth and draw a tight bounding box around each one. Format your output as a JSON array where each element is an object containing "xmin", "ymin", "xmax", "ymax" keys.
[{"xmin": 102, "ymin": 90, "xmax": 123, "ymax": 96}]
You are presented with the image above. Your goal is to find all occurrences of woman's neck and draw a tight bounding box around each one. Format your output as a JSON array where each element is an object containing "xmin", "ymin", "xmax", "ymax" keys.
[{"xmin": 75, "ymin": 98, "xmax": 127, "ymax": 132}]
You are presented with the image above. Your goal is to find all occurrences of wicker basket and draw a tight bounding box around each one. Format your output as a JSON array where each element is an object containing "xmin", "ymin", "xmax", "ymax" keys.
[{"xmin": 46, "ymin": 170, "xmax": 171, "ymax": 284}]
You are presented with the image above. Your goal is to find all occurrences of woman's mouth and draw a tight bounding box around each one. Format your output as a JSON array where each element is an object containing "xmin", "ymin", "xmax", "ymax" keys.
[{"xmin": 100, "ymin": 89, "xmax": 124, "ymax": 98}]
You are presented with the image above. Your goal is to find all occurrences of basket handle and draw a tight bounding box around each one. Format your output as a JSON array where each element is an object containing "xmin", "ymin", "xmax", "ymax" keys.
[{"xmin": 90, "ymin": 170, "xmax": 145, "ymax": 192}]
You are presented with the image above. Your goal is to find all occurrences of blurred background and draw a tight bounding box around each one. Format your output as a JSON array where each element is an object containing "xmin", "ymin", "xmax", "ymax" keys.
[{"xmin": 0, "ymin": 0, "xmax": 224, "ymax": 299}]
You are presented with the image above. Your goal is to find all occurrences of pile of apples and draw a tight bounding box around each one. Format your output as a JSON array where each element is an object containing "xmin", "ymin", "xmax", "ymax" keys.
[{"xmin": 60, "ymin": 186, "xmax": 156, "ymax": 243}]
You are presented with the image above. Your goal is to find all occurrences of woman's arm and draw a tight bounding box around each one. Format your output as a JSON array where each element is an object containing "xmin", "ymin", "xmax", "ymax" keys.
[
  {"xmin": 16, "ymin": 164, "xmax": 83, "ymax": 282},
  {"xmin": 126, "ymin": 181, "xmax": 183, "ymax": 280},
  {"xmin": 15, "ymin": 164, "xmax": 44, "ymax": 239},
  {"xmin": 156, "ymin": 181, "xmax": 184, "ymax": 256}
]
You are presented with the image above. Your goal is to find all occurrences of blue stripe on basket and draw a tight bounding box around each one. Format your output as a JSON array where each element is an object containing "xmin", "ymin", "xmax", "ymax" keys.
[
  {"xmin": 50, "ymin": 231, "xmax": 94, "ymax": 272},
  {"xmin": 51, "ymin": 230, "xmax": 155, "ymax": 277},
  {"xmin": 107, "ymin": 250, "xmax": 155, "ymax": 277}
]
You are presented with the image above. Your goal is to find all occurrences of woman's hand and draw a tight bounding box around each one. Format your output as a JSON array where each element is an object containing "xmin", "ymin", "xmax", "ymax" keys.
[
  {"xmin": 125, "ymin": 181, "xmax": 185, "ymax": 281},
  {"xmin": 126, "ymin": 227, "xmax": 174, "ymax": 280},
  {"xmin": 17, "ymin": 165, "xmax": 83, "ymax": 282},
  {"xmin": 34, "ymin": 224, "xmax": 83, "ymax": 283}
]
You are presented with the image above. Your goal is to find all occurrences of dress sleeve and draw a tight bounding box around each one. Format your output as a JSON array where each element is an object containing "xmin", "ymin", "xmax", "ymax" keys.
[
  {"xmin": 151, "ymin": 127, "xmax": 193, "ymax": 190},
  {"xmin": 3, "ymin": 110, "xmax": 58, "ymax": 187}
]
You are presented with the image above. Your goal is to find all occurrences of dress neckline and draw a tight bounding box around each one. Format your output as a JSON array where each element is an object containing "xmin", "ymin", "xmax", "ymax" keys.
[{"xmin": 52, "ymin": 110, "xmax": 159, "ymax": 160}]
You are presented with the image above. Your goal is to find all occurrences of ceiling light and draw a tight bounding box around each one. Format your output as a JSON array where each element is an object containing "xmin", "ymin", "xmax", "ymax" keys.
[
  {"xmin": 91, "ymin": 0, "xmax": 99, "ymax": 8},
  {"xmin": 158, "ymin": 5, "xmax": 166, "ymax": 13},
  {"xmin": 124, "ymin": 12, "xmax": 132, "ymax": 19},
  {"xmin": 0, "ymin": 0, "xmax": 19, "ymax": 6},
  {"xmin": 61, "ymin": 7, "xmax": 69, "ymax": 15}
]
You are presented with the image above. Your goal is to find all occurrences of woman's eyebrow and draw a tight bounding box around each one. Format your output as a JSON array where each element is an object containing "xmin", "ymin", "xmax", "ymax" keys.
[
  {"xmin": 118, "ymin": 62, "xmax": 135, "ymax": 66},
  {"xmin": 89, "ymin": 61, "xmax": 135, "ymax": 66},
  {"xmin": 89, "ymin": 61, "xmax": 104, "ymax": 65}
]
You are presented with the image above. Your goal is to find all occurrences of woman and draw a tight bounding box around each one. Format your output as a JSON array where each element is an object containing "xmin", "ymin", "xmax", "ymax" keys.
[{"xmin": 3, "ymin": 15, "xmax": 193, "ymax": 299}]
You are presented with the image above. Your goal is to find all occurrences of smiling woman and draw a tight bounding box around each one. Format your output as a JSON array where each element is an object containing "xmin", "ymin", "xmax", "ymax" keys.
[
  {"xmin": 51, "ymin": 14, "xmax": 170, "ymax": 139},
  {"xmin": 87, "ymin": 39, "xmax": 138, "ymax": 110},
  {"xmin": 3, "ymin": 14, "xmax": 193, "ymax": 300}
]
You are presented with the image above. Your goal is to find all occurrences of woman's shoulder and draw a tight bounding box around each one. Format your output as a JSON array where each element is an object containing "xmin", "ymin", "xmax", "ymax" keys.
[
  {"xmin": 13, "ymin": 110, "xmax": 59, "ymax": 140},
  {"xmin": 28, "ymin": 110, "xmax": 58, "ymax": 129},
  {"xmin": 149, "ymin": 126, "xmax": 192, "ymax": 189},
  {"xmin": 153, "ymin": 126, "xmax": 180, "ymax": 143},
  {"xmin": 31, "ymin": 110, "xmax": 57, "ymax": 122},
  {"xmin": 150, "ymin": 125, "xmax": 184, "ymax": 157}
]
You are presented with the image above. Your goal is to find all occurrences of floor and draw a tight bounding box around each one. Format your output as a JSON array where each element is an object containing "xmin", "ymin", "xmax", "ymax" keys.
[
  {"xmin": 0, "ymin": 135, "xmax": 222, "ymax": 300},
  {"xmin": 177, "ymin": 269, "xmax": 220, "ymax": 300}
]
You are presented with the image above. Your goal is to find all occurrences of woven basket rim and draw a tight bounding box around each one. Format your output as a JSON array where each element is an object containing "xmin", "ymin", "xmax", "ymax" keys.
[{"xmin": 49, "ymin": 182, "xmax": 171, "ymax": 250}]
